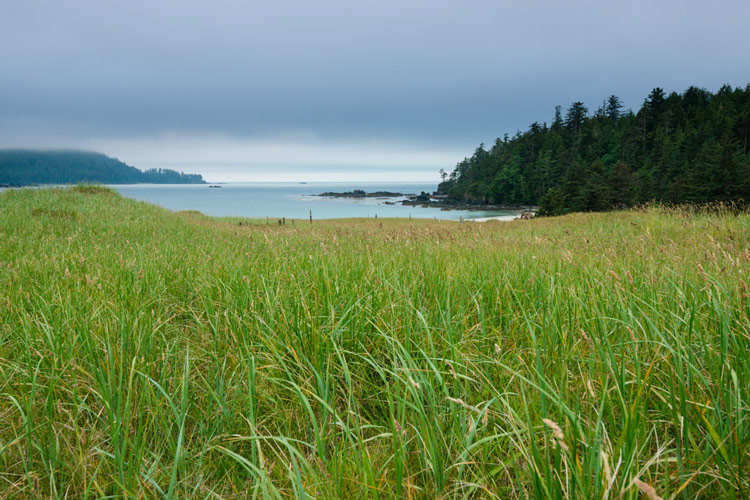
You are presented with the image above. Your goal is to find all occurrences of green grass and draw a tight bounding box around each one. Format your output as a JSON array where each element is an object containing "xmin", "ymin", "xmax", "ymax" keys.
[{"xmin": 0, "ymin": 186, "xmax": 748, "ymax": 499}]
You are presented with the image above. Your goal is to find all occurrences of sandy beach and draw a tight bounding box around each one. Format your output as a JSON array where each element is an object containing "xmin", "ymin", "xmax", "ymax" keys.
[{"xmin": 469, "ymin": 214, "xmax": 527, "ymax": 222}]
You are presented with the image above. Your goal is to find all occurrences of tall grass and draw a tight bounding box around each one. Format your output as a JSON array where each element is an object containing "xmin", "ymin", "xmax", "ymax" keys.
[{"xmin": 0, "ymin": 186, "xmax": 747, "ymax": 499}]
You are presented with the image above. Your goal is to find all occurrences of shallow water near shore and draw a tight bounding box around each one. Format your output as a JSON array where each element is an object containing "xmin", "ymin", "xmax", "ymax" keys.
[{"xmin": 107, "ymin": 182, "xmax": 520, "ymax": 220}]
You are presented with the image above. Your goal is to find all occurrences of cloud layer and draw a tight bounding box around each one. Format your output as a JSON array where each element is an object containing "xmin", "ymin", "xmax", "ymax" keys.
[{"xmin": 2, "ymin": 0, "xmax": 749, "ymax": 180}]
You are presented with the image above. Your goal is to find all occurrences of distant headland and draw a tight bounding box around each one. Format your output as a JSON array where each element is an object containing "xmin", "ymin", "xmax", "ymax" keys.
[{"xmin": 0, "ymin": 149, "xmax": 205, "ymax": 186}]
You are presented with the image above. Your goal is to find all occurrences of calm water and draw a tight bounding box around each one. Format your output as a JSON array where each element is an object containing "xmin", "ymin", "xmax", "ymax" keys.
[
  {"xmin": 1, "ymin": 183, "xmax": 521, "ymax": 220},
  {"xmin": 111, "ymin": 183, "xmax": 520, "ymax": 220}
]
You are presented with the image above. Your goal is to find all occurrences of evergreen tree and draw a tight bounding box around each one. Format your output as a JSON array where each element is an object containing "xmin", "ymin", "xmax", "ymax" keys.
[
  {"xmin": 440, "ymin": 84, "xmax": 750, "ymax": 215},
  {"xmin": 606, "ymin": 95, "xmax": 623, "ymax": 120},
  {"xmin": 565, "ymin": 101, "xmax": 588, "ymax": 139}
]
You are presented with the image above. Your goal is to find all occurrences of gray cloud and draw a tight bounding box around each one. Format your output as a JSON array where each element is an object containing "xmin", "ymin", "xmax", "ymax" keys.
[{"xmin": 1, "ymin": 0, "xmax": 749, "ymax": 180}]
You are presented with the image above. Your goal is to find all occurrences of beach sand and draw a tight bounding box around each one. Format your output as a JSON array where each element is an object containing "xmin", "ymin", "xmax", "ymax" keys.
[{"xmin": 468, "ymin": 214, "xmax": 522, "ymax": 222}]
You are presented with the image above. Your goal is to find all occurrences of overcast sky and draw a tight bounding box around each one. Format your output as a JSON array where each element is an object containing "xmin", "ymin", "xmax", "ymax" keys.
[{"xmin": 2, "ymin": 0, "xmax": 749, "ymax": 182}]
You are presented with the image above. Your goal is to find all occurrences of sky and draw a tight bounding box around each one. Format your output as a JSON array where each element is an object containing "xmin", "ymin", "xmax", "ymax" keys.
[{"xmin": 1, "ymin": 0, "xmax": 749, "ymax": 182}]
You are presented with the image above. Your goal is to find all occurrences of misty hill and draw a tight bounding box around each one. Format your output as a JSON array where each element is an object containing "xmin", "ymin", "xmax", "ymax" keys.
[
  {"xmin": 0, "ymin": 150, "xmax": 205, "ymax": 185},
  {"xmin": 439, "ymin": 84, "xmax": 750, "ymax": 215}
]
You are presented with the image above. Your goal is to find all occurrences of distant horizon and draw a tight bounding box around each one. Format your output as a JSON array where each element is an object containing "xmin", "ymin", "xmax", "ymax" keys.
[
  {"xmin": 180, "ymin": 170, "xmax": 444, "ymax": 184},
  {"xmin": 8, "ymin": 81, "xmax": 750, "ymax": 185},
  {"xmin": 0, "ymin": 145, "xmax": 450, "ymax": 183},
  {"xmin": 122, "ymin": 179, "xmax": 443, "ymax": 185}
]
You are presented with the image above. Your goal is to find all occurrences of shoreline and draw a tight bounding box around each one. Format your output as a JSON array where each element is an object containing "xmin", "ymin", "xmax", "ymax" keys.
[
  {"xmin": 402, "ymin": 197, "xmax": 538, "ymax": 212},
  {"xmin": 467, "ymin": 214, "xmax": 520, "ymax": 222},
  {"xmin": 317, "ymin": 189, "xmax": 538, "ymax": 213}
]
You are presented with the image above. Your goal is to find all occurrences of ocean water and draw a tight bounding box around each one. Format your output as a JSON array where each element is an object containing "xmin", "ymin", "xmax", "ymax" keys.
[
  {"xmin": 0, "ymin": 183, "xmax": 521, "ymax": 220},
  {"xmin": 109, "ymin": 183, "xmax": 520, "ymax": 220}
]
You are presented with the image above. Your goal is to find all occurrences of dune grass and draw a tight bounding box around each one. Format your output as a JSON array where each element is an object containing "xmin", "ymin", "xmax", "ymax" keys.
[{"xmin": 0, "ymin": 186, "xmax": 748, "ymax": 499}]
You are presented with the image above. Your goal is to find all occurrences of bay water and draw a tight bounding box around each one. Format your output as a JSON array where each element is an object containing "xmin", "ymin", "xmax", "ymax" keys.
[{"xmin": 110, "ymin": 183, "xmax": 520, "ymax": 220}]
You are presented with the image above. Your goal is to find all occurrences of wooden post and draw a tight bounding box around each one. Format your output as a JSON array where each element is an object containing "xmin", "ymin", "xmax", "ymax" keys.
[{"xmin": 309, "ymin": 210, "xmax": 312, "ymax": 225}]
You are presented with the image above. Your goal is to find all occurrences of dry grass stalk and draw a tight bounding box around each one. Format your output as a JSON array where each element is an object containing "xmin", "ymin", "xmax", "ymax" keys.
[
  {"xmin": 543, "ymin": 418, "xmax": 570, "ymax": 452},
  {"xmin": 627, "ymin": 326, "xmax": 637, "ymax": 343},
  {"xmin": 634, "ymin": 479, "xmax": 663, "ymax": 500},
  {"xmin": 447, "ymin": 396, "xmax": 478, "ymax": 412},
  {"xmin": 445, "ymin": 360, "xmax": 457, "ymax": 380},
  {"xmin": 542, "ymin": 418, "xmax": 563, "ymax": 440},
  {"xmin": 580, "ymin": 328, "xmax": 593, "ymax": 345},
  {"xmin": 393, "ymin": 419, "xmax": 406, "ymax": 438},
  {"xmin": 601, "ymin": 451, "xmax": 612, "ymax": 484},
  {"xmin": 587, "ymin": 379, "xmax": 596, "ymax": 399}
]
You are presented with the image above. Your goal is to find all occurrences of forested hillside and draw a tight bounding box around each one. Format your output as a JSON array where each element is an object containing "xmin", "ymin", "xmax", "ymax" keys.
[
  {"xmin": 0, "ymin": 150, "xmax": 205, "ymax": 185},
  {"xmin": 438, "ymin": 85, "xmax": 750, "ymax": 214}
]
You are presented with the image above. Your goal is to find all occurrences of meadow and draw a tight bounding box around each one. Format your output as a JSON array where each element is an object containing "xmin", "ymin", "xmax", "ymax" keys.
[{"xmin": 0, "ymin": 186, "xmax": 747, "ymax": 499}]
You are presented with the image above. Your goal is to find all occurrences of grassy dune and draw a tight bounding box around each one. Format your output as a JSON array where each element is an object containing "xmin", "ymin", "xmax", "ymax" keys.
[{"xmin": 0, "ymin": 186, "xmax": 748, "ymax": 499}]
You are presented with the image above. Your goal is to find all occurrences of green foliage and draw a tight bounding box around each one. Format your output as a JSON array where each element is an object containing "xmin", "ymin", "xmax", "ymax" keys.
[
  {"xmin": 440, "ymin": 84, "xmax": 750, "ymax": 214},
  {"xmin": 0, "ymin": 150, "xmax": 205, "ymax": 185},
  {"xmin": 1, "ymin": 188, "xmax": 749, "ymax": 498}
]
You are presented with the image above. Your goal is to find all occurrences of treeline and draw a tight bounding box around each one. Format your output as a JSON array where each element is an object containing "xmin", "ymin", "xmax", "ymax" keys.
[
  {"xmin": 0, "ymin": 150, "xmax": 205, "ymax": 185},
  {"xmin": 438, "ymin": 85, "xmax": 750, "ymax": 214}
]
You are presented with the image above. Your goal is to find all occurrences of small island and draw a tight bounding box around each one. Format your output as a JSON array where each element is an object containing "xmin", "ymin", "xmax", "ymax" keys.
[{"xmin": 318, "ymin": 189, "xmax": 413, "ymax": 198}]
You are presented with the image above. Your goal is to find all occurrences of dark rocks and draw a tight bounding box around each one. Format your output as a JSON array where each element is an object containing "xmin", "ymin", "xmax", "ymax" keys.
[
  {"xmin": 401, "ymin": 193, "xmax": 537, "ymax": 212},
  {"xmin": 318, "ymin": 190, "xmax": 412, "ymax": 198}
]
